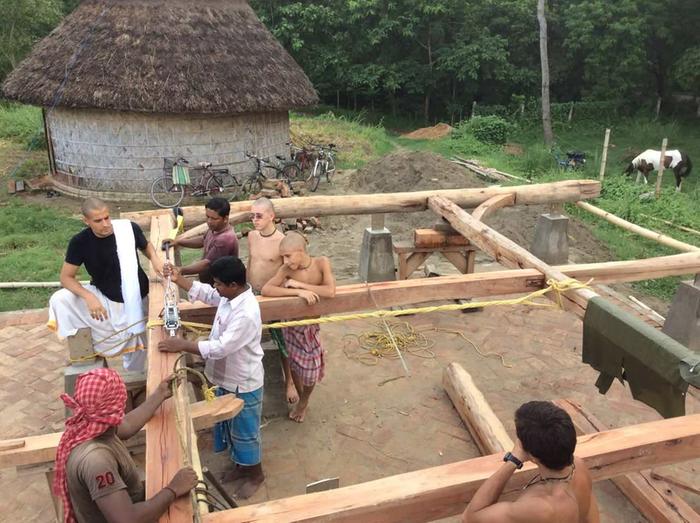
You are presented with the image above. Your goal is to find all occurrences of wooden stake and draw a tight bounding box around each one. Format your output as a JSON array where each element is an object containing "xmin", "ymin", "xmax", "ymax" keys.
[
  {"xmin": 655, "ymin": 138, "xmax": 668, "ymax": 198},
  {"xmin": 599, "ymin": 128, "xmax": 611, "ymax": 181}
]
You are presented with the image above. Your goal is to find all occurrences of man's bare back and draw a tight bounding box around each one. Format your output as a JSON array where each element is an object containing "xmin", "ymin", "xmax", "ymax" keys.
[{"xmin": 247, "ymin": 229, "xmax": 284, "ymax": 291}]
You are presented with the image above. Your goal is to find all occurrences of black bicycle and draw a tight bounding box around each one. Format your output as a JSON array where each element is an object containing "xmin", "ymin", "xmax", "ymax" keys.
[{"xmin": 244, "ymin": 151, "xmax": 302, "ymax": 192}]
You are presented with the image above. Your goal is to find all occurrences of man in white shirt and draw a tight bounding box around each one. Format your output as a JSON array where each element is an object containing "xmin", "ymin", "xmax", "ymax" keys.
[{"xmin": 158, "ymin": 256, "xmax": 265, "ymax": 498}]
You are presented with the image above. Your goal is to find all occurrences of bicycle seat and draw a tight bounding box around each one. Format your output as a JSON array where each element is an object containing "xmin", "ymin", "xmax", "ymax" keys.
[
  {"xmin": 275, "ymin": 154, "xmax": 287, "ymax": 161},
  {"xmin": 198, "ymin": 162, "xmax": 212, "ymax": 168}
]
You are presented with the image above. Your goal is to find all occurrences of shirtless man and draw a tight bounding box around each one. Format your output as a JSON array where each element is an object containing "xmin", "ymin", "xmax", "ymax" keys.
[
  {"xmin": 262, "ymin": 232, "xmax": 336, "ymax": 422},
  {"xmin": 246, "ymin": 198, "xmax": 298, "ymax": 404},
  {"xmin": 462, "ymin": 401, "xmax": 599, "ymax": 523}
]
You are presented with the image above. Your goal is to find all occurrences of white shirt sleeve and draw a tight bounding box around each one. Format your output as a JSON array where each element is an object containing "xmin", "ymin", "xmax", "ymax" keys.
[
  {"xmin": 188, "ymin": 281, "xmax": 222, "ymax": 307},
  {"xmin": 198, "ymin": 310, "xmax": 256, "ymax": 360}
]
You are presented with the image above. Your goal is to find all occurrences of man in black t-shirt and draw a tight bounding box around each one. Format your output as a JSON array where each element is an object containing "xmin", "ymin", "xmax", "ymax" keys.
[{"xmin": 48, "ymin": 198, "xmax": 163, "ymax": 371}]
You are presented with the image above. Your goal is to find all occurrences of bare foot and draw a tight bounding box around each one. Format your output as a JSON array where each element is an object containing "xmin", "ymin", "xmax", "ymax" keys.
[
  {"xmin": 288, "ymin": 401, "xmax": 308, "ymax": 423},
  {"xmin": 220, "ymin": 465, "xmax": 246, "ymax": 484},
  {"xmin": 286, "ymin": 380, "xmax": 299, "ymax": 404},
  {"xmin": 234, "ymin": 475, "xmax": 265, "ymax": 499}
]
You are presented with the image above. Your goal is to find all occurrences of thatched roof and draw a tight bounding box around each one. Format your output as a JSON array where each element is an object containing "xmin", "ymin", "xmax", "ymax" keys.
[{"xmin": 2, "ymin": 0, "xmax": 318, "ymax": 114}]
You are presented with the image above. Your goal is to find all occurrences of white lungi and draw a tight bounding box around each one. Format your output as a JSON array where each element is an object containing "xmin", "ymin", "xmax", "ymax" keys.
[{"xmin": 48, "ymin": 285, "xmax": 147, "ymax": 371}]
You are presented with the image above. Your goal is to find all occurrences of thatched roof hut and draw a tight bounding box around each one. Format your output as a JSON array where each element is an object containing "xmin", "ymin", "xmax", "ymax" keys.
[{"xmin": 2, "ymin": 0, "xmax": 318, "ymax": 198}]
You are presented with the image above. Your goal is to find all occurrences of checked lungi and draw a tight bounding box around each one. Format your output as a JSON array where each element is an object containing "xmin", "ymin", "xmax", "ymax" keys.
[
  {"xmin": 213, "ymin": 386, "xmax": 263, "ymax": 466},
  {"xmin": 282, "ymin": 324, "xmax": 325, "ymax": 386}
]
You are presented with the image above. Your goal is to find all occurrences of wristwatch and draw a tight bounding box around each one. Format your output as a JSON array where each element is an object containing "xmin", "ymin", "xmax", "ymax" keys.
[{"xmin": 503, "ymin": 452, "xmax": 524, "ymax": 469}]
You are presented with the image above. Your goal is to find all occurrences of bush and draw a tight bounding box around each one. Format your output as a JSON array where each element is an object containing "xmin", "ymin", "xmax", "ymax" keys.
[
  {"xmin": 0, "ymin": 103, "xmax": 43, "ymax": 144},
  {"xmin": 460, "ymin": 115, "xmax": 512, "ymax": 145},
  {"xmin": 10, "ymin": 158, "xmax": 47, "ymax": 180}
]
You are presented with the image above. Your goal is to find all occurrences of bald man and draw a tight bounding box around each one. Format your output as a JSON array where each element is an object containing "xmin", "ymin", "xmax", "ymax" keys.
[{"xmin": 48, "ymin": 198, "xmax": 163, "ymax": 371}]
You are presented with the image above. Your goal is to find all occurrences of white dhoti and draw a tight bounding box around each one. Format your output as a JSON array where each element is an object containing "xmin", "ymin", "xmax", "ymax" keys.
[{"xmin": 47, "ymin": 285, "xmax": 147, "ymax": 371}]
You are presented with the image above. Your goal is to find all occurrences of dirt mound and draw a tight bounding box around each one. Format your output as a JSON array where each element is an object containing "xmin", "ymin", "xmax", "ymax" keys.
[
  {"xmin": 402, "ymin": 123, "xmax": 453, "ymax": 140},
  {"xmin": 348, "ymin": 150, "xmax": 485, "ymax": 193}
]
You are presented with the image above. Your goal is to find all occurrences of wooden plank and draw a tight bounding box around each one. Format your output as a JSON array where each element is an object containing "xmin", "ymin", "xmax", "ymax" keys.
[
  {"xmin": 554, "ymin": 399, "xmax": 699, "ymax": 523},
  {"xmin": 441, "ymin": 251, "xmax": 469, "ymax": 274},
  {"xmin": 576, "ymin": 201, "xmax": 699, "ymax": 253},
  {"xmin": 428, "ymin": 195, "xmax": 597, "ymax": 318},
  {"xmin": 123, "ymin": 180, "xmax": 602, "ymax": 231},
  {"xmin": 178, "ymin": 251, "xmax": 700, "ymax": 325},
  {"xmin": 145, "ymin": 213, "xmax": 192, "ymax": 522},
  {"xmin": 393, "ymin": 241, "xmax": 474, "ymax": 254},
  {"xmin": 443, "ymin": 363, "xmax": 513, "ymax": 455},
  {"xmin": 0, "ymin": 395, "xmax": 243, "ymax": 469},
  {"xmin": 414, "ymin": 229, "xmax": 470, "ymax": 248},
  {"xmin": 202, "ymin": 413, "xmax": 700, "ymax": 523},
  {"xmin": 471, "ymin": 193, "xmax": 515, "ymax": 222}
]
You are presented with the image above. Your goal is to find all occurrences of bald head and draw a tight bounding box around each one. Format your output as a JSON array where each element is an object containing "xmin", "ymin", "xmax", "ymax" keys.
[
  {"xmin": 251, "ymin": 197, "xmax": 275, "ymax": 215},
  {"xmin": 279, "ymin": 231, "xmax": 308, "ymax": 252},
  {"xmin": 81, "ymin": 197, "xmax": 108, "ymax": 217}
]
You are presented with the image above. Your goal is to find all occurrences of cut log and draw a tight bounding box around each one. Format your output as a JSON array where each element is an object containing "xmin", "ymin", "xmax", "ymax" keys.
[
  {"xmin": 178, "ymin": 251, "xmax": 700, "ymax": 325},
  {"xmin": 428, "ymin": 195, "xmax": 597, "ymax": 318},
  {"xmin": 443, "ymin": 363, "xmax": 513, "ymax": 454},
  {"xmin": 202, "ymin": 413, "xmax": 700, "ymax": 523},
  {"xmin": 123, "ymin": 180, "xmax": 601, "ymax": 230},
  {"xmin": 0, "ymin": 395, "xmax": 243, "ymax": 469},
  {"xmin": 414, "ymin": 229, "xmax": 470, "ymax": 248},
  {"xmin": 471, "ymin": 193, "xmax": 515, "ymax": 222},
  {"xmin": 576, "ymin": 202, "xmax": 699, "ymax": 253},
  {"xmin": 554, "ymin": 399, "xmax": 699, "ymax": 523},
  {"xmin": 145, "ymin": 214, "xmax": 192, "ymax": 522}
]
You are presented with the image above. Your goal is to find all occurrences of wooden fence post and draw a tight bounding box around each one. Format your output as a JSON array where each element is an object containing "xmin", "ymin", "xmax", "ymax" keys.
[
  {"xmin": 655, "ymin": 138, "xmax": 668, "ymax": 198},
  {"xmin": 599, "ymin": 128, "xmax": 611, "ymax": 181},
  {"xmin": 471, "ymin": 100, "xmax": 477, "ymax": 119}
]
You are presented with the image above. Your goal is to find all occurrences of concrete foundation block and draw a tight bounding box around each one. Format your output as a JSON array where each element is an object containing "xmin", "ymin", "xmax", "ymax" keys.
[
  {"xmin": 530, "ymin": 213, "xmax": 569, "ymax": 265},
  {"xmin": 359, "ymin": 227, "xmax": 396, "ymax": 283},
  {"xmin": 662, "ymin": 280, "xmax": 700, "ymax": 351}
]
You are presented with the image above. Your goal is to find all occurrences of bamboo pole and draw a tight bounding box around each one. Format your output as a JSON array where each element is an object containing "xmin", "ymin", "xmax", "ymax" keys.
[
  {"xmin": 655, "ymin": 138, "xmax": 668, "ymax": 198},
  {"xmin": 640, "ymin": 214, "xmax": 700, "ymax": 238},
  {"xmin": 598, "ymin": 128, "xmax": 611, "ymax": 181},
  {"xmin": 0, "ymin": 281, "xmax": 88, "ymax": 289},
  {"xmin": 576, "ymin": 201, "xmax": 699, "ymax": 253}
]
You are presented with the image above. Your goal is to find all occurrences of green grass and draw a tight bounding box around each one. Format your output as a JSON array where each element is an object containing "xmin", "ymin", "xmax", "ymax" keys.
[{"xmin": 0, "ymin": 103, "xmax": 44, "ymax": 148}]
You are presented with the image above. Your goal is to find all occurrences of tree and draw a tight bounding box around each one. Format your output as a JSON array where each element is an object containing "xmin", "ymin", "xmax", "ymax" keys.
[{"xmin": 537, "ymin": 0, "xmax": 553, "ymax": 145}]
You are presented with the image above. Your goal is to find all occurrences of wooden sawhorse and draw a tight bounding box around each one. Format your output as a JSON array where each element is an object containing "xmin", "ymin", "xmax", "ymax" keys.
[{"xmin": 393, "ymin": 240, "xmax": 477, "ymax": 279}]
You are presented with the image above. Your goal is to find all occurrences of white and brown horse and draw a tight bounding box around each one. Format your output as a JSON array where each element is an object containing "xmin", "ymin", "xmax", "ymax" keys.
[{"xmin": 624, "ymin": 149, "xmax": 693, "ymax": 191}]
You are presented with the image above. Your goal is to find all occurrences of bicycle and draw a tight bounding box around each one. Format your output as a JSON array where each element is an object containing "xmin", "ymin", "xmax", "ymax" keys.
[
  {"xmin": 244, "ymin": 151, "xmax": 301, "ymax": 191},
  {"xmin": 287, "ymin": 142, "xmax": 315, "ymax": 180},
  {"xmin": 308, "ymin": 143, "xmax": 337, "ymax": 192},
  {"xmin": 150, "ymin": 158, "xmax": 241, "ymax": 208}
]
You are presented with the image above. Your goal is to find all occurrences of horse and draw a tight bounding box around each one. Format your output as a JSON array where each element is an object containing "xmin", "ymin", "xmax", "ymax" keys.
[{"xmin": 623, "ymin": 149, "xmax": 693, "ymax": 192}]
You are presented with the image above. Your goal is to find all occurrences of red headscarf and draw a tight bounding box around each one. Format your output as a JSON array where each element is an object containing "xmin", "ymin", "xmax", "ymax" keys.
[{"xmin": 53, "ymin": 368, "xmax": 127, "ymax": 523}]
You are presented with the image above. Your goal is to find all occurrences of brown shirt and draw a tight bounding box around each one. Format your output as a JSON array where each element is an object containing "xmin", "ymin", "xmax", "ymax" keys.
[
  {"xmin": 201, "ymin": 225, "xmax": 239, "ymax": 283},
  {"xmin": 66, "ymin": 430, "xmax": 144, "ymax": 523}
]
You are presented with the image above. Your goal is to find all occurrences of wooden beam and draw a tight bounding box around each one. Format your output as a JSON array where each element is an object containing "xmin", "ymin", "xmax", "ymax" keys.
[
  {"xmin": 443, "ymin": 363, "xmax": 513, "ymax": 454},
  {"xmin": 414, "ymin": 229, "xmax": 470, "ymax": 248},
  {"xmin": 576, "ymin": 201, "xmax": 699, "ymax": 253},
  {"xmin": 123, "ymin": 180, "xmax": 601, "ymax": 231},
  {"xmin": 554, "ymin": 399, "xmax": 699, "ymax": 523},
  {"xmin": 428, "ymin": 195, "xmax": 597, "ymax": 318},
  {"xmin": 471, "ymin": 193, "xmax": 515, "ymax": 222},
  {"xmin": 0, "ymin": 395, "xmax": 243, "ymax": 469},
  {"xmin": 145, "ymin": 214, "xmax": 192, "ymax": 522},
  {"xmin": 178, "ymin": 251, "xmax": 700, "ymax": 325},
  {"xmin": 202, "ymin": 414, "xmax": 700, "ymax": 523}
]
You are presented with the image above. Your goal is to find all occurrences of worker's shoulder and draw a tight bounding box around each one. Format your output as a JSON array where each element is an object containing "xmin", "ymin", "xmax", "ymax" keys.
[{"xmin": 68, "ymin": 439, "xmax": 118, "ymax": 472}]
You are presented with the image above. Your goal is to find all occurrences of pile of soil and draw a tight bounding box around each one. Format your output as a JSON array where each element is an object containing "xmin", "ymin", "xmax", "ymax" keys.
[
  {"xmin": 348, "ymin": 150, "xmax": 484, "ymax": 193},
  {"xmin": 401, "ymin": 123, "xmax": 453, "ymax": 140}
]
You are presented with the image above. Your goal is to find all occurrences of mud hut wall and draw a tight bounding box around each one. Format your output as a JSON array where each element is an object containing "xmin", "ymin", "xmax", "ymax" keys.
[{"xmin": 47, "ymin": 108, "xmax": 290, "ymax": 193}]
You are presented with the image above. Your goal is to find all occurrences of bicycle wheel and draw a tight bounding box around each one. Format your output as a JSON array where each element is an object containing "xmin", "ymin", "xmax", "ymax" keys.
[
  {"xmin": 242, "ymin": 176, "xmax": 263, "ymax": 197},
  {"xmin": 281, "ymin": 163, "xmax": 302, "ymax": 183},
  {"xmin": 206, "ymin": 172, "xmax": 242, "ymax": 201},
  {"xmin": 325, "ymin": 155, "xmax": 336, "ymax": 182},
  {"xmin": 309, "ymin": 162, "xmax": 322, "ymax": 192},
  {"xmin": 150, "ymin": 177, "xmax": 184, "ymax": 208}
]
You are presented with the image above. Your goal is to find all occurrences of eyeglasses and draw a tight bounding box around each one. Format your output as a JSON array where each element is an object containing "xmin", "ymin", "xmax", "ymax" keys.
[{"xmin": 250, "ymin": 213, "xmax": 265, "ymax": 220}]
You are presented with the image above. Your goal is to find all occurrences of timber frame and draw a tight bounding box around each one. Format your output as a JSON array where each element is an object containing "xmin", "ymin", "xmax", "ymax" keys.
[{"xmin": 2, "ymin": 180, "xmax": 699, "ymax": 522}]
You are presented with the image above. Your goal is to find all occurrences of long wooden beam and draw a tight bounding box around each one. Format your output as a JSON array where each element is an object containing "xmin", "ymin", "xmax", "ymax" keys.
[
  {"xmin": 145, "ymin": 214, "xmax": 192, "ymax": 522},
  {"xmin": 202, "ymin": 414, "xmax": 700, "ymax": 523},
  {"xmin": 123, "ymin": 180, "xmax": 601, "ymax": 231},
  {"xmin": 178, "ymin": 252, "xmax": 700, "ymax": 324},
  {"xmin": 0, "ymin": 395, "xmax": 243, "ymax": 468},
  {"xmin": 555, "ymin": 399, "xmax": 699, "ymax": 523},
  {"xmin": 576, "ymin": 201, "xmax": 700, "ymax": 253},
  {"xmin": 428, "ymin": 195, "xmax": 598, "ymax": 318}
]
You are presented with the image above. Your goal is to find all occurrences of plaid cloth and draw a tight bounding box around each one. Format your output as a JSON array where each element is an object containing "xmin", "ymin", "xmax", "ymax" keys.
[
  {"xmin": 54, "ymin": 369, "xmax": 127, "ymax": 523},
  {"xmin": 213, "ymin": 386, "xmax": 263, "ymax": 466},
  {"xmin": 282, "ymin": 325, "xmax": 325, "ymax": 386}
]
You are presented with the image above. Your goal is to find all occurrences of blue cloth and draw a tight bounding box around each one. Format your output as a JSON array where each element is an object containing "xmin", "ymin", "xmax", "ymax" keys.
[{"xmin": 213, "ymin": 386, "xmax": 263, "ymax": 466}]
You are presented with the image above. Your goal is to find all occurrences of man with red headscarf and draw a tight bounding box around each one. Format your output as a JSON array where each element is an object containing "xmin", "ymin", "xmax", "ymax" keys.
[{"xmin": 54, "ymin": 368, "xmax": 197, "ymax": 522}]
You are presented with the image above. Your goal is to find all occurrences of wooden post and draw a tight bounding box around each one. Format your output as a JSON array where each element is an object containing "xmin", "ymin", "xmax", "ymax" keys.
[
  {"xmin": 598, "ymin": 128, "xmax": 611, "ymax": 181},
  {"xmin": 655, "ymin": 138, "xmax": 668, "ymax": 198},
  {"xmin": 471, "ymin": 100, "xmax": 477, "ymax": 119},
  {"xmin": 655, "ymin": 96, "xmax": 662, "ymax": 120},
  {"xmin": 567, "ymin": 102, "xmax": 574, "ymax": 123}
]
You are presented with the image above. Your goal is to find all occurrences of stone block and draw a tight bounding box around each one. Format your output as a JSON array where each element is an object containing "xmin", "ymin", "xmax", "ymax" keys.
[
  {"xmin": 359, "ymin": 227, "xmax": 396, "ymax": 283},
  {"xmin": 530, "ymin": 213, "xmax": 569, "ymax": 265},
  {"xmin": 662, "ymin": 280, "xmax": 700, "ymax": 351}
]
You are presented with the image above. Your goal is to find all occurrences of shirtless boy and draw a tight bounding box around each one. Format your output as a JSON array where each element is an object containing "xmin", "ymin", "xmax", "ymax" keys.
[
  {"xmin": 462, "ymin": 401, "xmax": 599, "ymax": 523},
  {"xmin": 262, "ymin": 232, "xmax": 336, "ymax": 422},
  {"xmin": 246, "ymin": 198, "xmax": 298, "ymax": 403}
]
